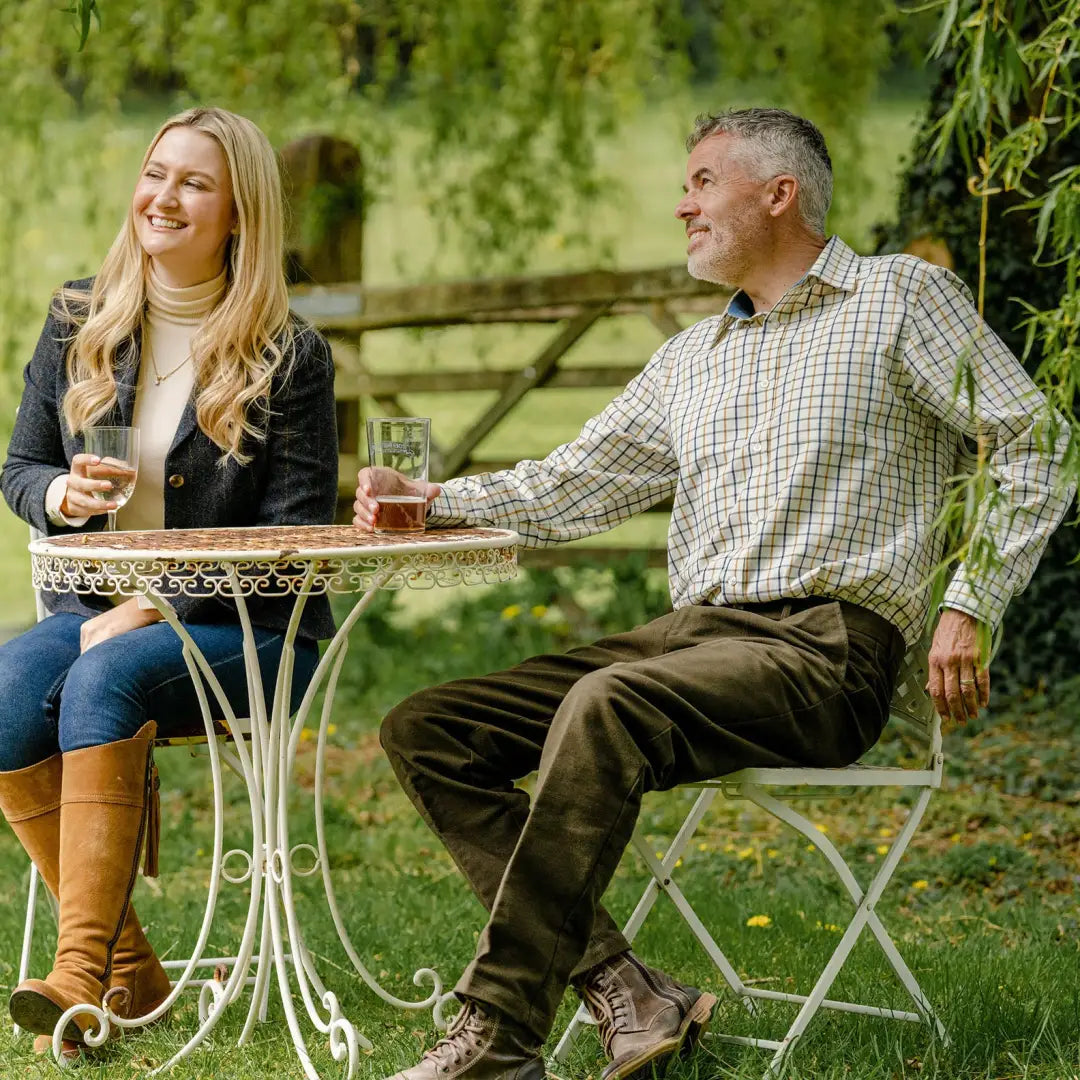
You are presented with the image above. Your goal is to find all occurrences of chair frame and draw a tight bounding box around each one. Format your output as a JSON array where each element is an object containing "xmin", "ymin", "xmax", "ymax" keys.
[
  {"xmin": 553, "ymin": 643, "xmax": 949, "ymax": 1077},
  {"xmin": 14, "ymin": 527, "xmax": 262, "ymax": 1038}
]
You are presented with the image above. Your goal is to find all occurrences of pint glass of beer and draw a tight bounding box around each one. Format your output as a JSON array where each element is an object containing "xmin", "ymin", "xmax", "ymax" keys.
[{"xmin": 365, "ymin": 417, "xmax": 431, "ymax": 533}]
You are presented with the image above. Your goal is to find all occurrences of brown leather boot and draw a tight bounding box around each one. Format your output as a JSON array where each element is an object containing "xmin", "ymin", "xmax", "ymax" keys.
[
  {"xmin": 0, "ymin": 751, "xmax": 173, "ymax": 1056},
  {"xmin": 383, "ymin": 999, "xmax": 545, "ymax": 1080},
  {"xmin": 7, "ymin": 723, "xmax": 164, "ymax": 1043},
  {"xmin": 576, "ymin": 951, "xmax": 717, "ymax": 1080}
]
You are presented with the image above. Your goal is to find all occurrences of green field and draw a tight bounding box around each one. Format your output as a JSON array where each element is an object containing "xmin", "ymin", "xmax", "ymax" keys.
[{"xmin": 0, "ymin": 92, "xmax": 928, "ymax": 630}]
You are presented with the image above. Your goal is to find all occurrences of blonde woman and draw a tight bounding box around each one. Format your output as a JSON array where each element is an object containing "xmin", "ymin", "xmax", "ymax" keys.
[{"xmin": 0, "ymin": 107, "xmax": 337, "ymax": 1055}]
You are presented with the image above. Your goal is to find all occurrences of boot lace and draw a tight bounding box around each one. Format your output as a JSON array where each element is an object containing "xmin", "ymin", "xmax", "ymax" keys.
[
  {"xmin": 421, "ymin": 1002, "xmax": 489, "ymax": 1074},
  {"xmin": 582, "ymin": 967, "xmax": 630, "ymax": 1058}
]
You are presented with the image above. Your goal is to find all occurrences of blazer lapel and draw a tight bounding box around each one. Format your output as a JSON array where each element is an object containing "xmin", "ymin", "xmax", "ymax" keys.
[{"xmin": 169, "ymin": 398, "xmax": 200, "ymax": 454}]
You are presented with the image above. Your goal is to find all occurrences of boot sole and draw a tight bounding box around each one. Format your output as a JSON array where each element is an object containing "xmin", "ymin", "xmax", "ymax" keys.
[
  {"xmin": 602, "ymin": 992, "xmax": 718, "ymax": 1080},
  {"xmin": 9, "ymin": 987, "xmax": 89, "ymax": 1044}
]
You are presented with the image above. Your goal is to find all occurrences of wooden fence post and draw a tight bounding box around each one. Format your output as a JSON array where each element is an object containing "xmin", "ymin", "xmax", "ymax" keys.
[{"xmin": 280, "ymin": 134, "xmax": 364, "ymax": 519}]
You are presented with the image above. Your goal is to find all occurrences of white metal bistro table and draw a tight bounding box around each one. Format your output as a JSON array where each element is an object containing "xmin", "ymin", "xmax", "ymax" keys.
[{"xmin": 29, "ymin": 524, "xmax": 519, "ymax": 1078}]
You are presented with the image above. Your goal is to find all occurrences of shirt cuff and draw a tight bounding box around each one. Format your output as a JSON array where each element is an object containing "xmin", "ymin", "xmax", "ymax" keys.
[
  {"xmin": 425, "ymin": 484, "xmax": 472, "ymax": 527},
  {"xmin": 941, "ymin": 570, "xmax": 1011, "ymax": 634},
  {"xmin": 44, "ymin": 473, "xmax": 89, "ymax": 528}
]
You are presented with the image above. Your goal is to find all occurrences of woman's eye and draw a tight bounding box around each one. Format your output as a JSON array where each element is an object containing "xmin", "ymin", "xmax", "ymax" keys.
[{"xmin": 184, "ymin": 180, "xmax": 204, "ymax": 190}]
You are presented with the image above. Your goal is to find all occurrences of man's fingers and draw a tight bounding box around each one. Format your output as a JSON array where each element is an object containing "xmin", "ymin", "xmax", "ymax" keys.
[
  {"xmin": 958, "ymin": 665, "xmax": 980, "ymax": 721},
  {"xmin": 977, "ymin": 667, "xmax": 991, "ymax": 708},
  {"xmin": 945, "ymin": 664, "xmax": 970, "ymax": 726},
  {"xmin": 926, "ymin": 664, "xmax": 947, "ymax": 723}
]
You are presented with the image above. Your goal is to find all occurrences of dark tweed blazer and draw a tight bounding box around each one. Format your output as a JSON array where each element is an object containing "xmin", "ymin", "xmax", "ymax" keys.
[{"xmin": 1, "ymin": 279, "xmax": 338, "ymax": 641}]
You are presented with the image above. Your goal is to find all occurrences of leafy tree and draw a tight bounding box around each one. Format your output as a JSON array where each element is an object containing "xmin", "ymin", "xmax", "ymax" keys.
[{"xmin": 876, "ymin": 0, "xmax": 1078, "ymax": 694}]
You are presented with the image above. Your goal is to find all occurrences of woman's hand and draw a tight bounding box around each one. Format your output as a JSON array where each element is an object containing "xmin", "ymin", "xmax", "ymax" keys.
[
  {"xmin": 80, "ymin": 600, "xmax": 163, "ymax": 653},
  {"xmin": 59, "ymin": 454, "xmax": 123, "ymax": 518},
  {"xmin": 352, "ymin": 467, "xmax": 442, "ymax": 532}
]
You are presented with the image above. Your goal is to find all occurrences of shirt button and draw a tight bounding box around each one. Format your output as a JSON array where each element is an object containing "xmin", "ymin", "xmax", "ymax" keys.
[
  {"xmin": 168, "ymin": 474, "xmax": 185, "ymax": 488},
  {"xmin": 751, "ymin": 442, "xmax": 763, "ymax": 452},
  {"xmin": 761, "ymin": 377, "xmax": 771, "ymax": 388}
]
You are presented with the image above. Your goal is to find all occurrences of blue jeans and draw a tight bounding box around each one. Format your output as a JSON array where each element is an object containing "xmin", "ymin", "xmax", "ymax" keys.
[{"xmin": 0, "ymin": 614, "xmax": 320, "ymax": 772}]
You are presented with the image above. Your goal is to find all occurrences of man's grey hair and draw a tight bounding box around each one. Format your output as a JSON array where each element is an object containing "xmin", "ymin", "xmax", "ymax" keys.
[{"xmin": 687, "ymin": 108, "xmax": 833, "ymax": 234}]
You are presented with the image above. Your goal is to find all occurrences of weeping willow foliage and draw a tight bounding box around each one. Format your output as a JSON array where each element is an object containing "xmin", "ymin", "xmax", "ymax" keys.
[
  {"xmin": 910, "ymin": 0, "xmax": 1079, "ymax": 648},
  {"xmin": 0, "ymin": 1, "xmax": 921, "ymax": 416}
]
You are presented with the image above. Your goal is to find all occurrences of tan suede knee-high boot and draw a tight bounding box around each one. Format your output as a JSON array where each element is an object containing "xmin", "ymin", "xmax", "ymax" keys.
[{"xmin": 6, "ymin": 723, "xmax": 170, "ymax": 1043}]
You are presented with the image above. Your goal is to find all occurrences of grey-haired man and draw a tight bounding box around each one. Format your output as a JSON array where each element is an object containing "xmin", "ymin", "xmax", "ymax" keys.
[{"xmin": 353, "ymin": 108, "xmax": 1073, "ymax": 1080}]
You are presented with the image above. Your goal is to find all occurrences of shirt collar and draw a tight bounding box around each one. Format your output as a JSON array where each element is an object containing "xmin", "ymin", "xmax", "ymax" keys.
[{"xmin": 717, "ymin": 235, "xmax": 860, "ymax": 329}]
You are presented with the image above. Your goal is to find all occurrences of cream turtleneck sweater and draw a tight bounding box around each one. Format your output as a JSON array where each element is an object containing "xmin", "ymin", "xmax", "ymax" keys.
[{"xmin": 46, "ymin": 266, "xmax": 227, "ymax": 530}]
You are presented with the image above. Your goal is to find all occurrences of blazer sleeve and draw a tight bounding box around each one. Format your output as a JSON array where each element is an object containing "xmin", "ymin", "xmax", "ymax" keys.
[
  {"xmin": 0, "ymin": 299, "xmax": 103, "ymax": 536},
  {"xmin": 252, "ymin": 326, "xmax": 339, "ymax": 528}
]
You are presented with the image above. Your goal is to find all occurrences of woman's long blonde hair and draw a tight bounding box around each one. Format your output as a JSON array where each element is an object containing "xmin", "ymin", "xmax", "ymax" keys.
[{"xmin": 58, "ymin": 106, "xmax": 297, "ymax": 463}]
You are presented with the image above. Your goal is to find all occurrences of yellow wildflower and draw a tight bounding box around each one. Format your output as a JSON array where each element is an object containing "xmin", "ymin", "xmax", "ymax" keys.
[
  {"xmin": 327, "ymin": 723, "xmax": 338, "ymax": 736},
  {"xmin": 878, "ymin": 827, "xmax": 894, "ymax": 838},
  {"xmin": 737, "ymin": 846, "xmax": 755, "ymax": 860},
  {"xmin": 949, "ymin": 833, "xmax": 962, "ymax": 843},
  {"xmin": 746, "ymin": 915, "xmax": 772, "ymax": 928},
  {"xmin": 501, "ymin": 604, "xmax": 522, "ymax": 620},
  {"xmin": 876, "ymin": 845, "xmax": 889, "ymax": 855},
  {"xmin": 299, "ymin": 727, "xmax": 314, "ymax": 742},
  {"xmin": 814, "ymin": 823, "xmax": 828, "ymax": 834},
  {"xmin": 913, "ymin": 879, "xmax": 929, "ymax": 890},
  {"xmin": 806, "ymin": 844, "xmax": 816, "ymax": 853},
  {"xmin": 1020, "ymin": 831, "xmax": 1032, "ymax": 842},
  {"xmin": 530, "ymin": 605, "xmax": 548, "ymax": 618},
  {"xmin": 698, "ymin": 842, "xmax": 709, "ymax": 852},
  {"xmin": 766, "ymin": 849, "xmax": 779, "ymax": 859},
  {"xmin": 723, "ymin": 843, "xmax": 737, "ymax": 853}
]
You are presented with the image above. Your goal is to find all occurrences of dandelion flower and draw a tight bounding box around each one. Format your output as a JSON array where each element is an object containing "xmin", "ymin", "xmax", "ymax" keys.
[
  {"xmin": 814, "ymin": 823, "xmax": 828, "ymax": 834},
  {"xmin": 876, "ymin": 845, "xmax": 889, "ymax": 855},
  {"xmin": 501, "ymin": 604, "xmax": 522, "ymax": 620},
  {"xmin": 530, "ymin": 605, "xmax": 548, "ymax": 618},
  {"xmin": 913, "ymin": 879, "xmax": 929, "ymax": 890},
  {"xmin": 736, "ymin": 846, "xmax": 755, "ymax": 860},
  {"xmin": 746, "ymin": 915, "xmax": 772, "ymax": 928},
  {"xmin": 878, "ymin": 827, "xmax": 894, "ymax": 838}
]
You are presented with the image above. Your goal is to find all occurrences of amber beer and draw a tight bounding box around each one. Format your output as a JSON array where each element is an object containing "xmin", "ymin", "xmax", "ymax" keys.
[
  {"xmin": 366, "ymin": 417, "xmax": 431, "ymax": 534},
  {"xmin": 374, "ymin": 495, "xmax": 426, "ymax": 532}
]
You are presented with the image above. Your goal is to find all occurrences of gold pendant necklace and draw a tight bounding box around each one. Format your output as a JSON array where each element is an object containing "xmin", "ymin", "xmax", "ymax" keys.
[{"xmin": 145, "ymin": 337, "xmax": 190, "ymax": 385}]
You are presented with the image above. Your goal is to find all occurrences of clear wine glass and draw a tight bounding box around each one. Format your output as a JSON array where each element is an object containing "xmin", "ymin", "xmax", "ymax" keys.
[{"xmin": 84, "ymin": 426, "xmax": 140, "ymax": 532}]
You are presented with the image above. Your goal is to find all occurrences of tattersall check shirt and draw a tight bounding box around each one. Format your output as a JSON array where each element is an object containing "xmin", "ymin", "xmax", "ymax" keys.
[{"xmin": 429, "ymin": 237, "xmax": 1074, "ymax": 646}]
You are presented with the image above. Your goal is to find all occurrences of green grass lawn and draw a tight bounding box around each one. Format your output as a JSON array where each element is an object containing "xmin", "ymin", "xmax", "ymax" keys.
[{"xmin": 0, "ymin": 581, "xmax": 1076, "ymax": 1079}]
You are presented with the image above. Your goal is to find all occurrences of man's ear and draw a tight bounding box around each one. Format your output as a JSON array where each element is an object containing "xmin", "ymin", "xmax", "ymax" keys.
[{"xmin": 768, "ymin": 174, "xmax": 799, "ymax": 218}]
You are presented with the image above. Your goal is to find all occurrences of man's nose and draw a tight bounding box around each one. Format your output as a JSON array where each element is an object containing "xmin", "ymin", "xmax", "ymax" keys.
[{"xmin": 675, "ymin": 193, "xmax": 697, "ymax": 220}]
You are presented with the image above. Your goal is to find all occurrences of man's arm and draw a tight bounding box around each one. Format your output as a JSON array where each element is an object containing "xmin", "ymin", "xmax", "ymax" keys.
[
  {"xmin": 356, "ymin": 354, "xmax": 679, "ymax": 544},
  {"xmin": 901, "ymin": 264, "xmax": 1075, "ymax": 724}
]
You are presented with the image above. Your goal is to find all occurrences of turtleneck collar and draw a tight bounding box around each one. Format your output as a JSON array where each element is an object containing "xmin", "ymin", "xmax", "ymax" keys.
[{"xmin": 145, "ymin": 264, "xmax": 228, "ymax": 325}]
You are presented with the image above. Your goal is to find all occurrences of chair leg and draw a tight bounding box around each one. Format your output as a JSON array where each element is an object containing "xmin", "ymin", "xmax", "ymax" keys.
[
  {"xmin": 739, "ymin": 784, "xmax": 948, "ymax": 1072},
  {"xmin": 14, "ymin": 863, "xmax": 42, "ymax": 1038}
]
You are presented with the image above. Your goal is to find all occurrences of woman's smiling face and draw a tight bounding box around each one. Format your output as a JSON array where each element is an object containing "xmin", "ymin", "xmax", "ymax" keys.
[{"xmin": 132, "ymin": 126, "xmax": 236, "ymax": 287}]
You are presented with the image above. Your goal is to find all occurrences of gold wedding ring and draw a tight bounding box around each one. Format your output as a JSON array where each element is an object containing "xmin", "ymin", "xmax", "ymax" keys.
[{"xmin": 959, "ymin": 678, "xmax": 977, "ymax": 686}]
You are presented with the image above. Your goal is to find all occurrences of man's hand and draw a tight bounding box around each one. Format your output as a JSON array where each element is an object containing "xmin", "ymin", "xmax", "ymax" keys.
[
  {"xmin": 926, "ymin": 607, "xmax": 990, "ymax": 728},
  {"xmin": 352, "ymin": 467, "xmax": 442, "ymax": 532},
  {"xmin": 80, "ymin": 600, "xmax": 163, "ymax": 653}
]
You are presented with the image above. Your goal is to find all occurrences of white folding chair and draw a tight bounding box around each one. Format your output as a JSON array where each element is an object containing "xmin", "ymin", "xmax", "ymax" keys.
[{"xmin": 553, "ymin": 642, "xmax": 948, "ymax": 1076}]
